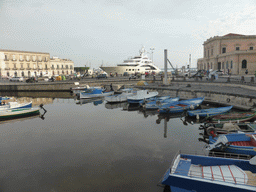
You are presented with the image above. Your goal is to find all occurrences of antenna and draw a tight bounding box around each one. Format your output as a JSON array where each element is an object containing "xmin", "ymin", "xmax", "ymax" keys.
[{"xmin": 150, "ymin": 47, "xmax": 155, "ymax": 62}]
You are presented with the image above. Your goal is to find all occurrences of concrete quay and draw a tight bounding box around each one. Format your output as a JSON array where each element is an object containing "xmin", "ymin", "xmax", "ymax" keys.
[{"xmin": 1, "ymin": 75, "xmax": 256, "ymax": 110}]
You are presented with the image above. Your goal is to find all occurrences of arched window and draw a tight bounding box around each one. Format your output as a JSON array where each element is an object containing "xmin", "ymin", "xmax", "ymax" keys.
[
  {"xmin": 14, "ymin": 71, "xmax": 17, "ymax": 77},
  {"xmin": 21, "ymin": 71, "xmax": 24, "ymax": 77},
  {"xmin": 242, "ymin": 60, "xmax": 247, "ymax": 68},
  {"xmin": 28, "ymin": 71, "xmax": 31, "ymax": 77}
]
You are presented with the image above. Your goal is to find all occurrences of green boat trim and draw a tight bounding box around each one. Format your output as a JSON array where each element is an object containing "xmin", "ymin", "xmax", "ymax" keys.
[{"xmin": 0, "ymin": 108, "xmax": 40, "ymax": 120}]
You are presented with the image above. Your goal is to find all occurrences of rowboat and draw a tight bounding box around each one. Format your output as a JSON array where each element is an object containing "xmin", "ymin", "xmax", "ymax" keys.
[
  {"xmin": 0, "ymin": 101, "xmax": 32, "ymax": 111},
  {"xmin": 127, "ymin": 90, "xmax": 158, "ymax": 104},
  {"xmin": 206, "ymin": 132, "xmax": 256, "ymax": 156},
  {"xmin": 158, "ymin": 97, "xmax": 204, "ymax": 114},
  {"xmin": 79, "ymin": 87, "xmax": 114, "ymax": 99},
  {"xmin": 159, "ymin": 151, "xmax": 256, "ymax": 192},
  {"xmin": 0, "ymin": 107, "xmax": 40, "ymax": 120},
  {"xmin": 143, "ymin": 97, "xmax": 180, "ymax": 110},
  {"xmin": 187, "ymin": 106, "xmax": 233, "ymax": 117},
  {"xmin": 206, "ymin": 111, "xmax": 256, "ymax": 123}
]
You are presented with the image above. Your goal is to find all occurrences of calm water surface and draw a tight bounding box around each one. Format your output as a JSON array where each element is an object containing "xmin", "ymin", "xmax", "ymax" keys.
[{"xmin": 0, "ymin": 95, "xmax": 207, "ymax": 192}]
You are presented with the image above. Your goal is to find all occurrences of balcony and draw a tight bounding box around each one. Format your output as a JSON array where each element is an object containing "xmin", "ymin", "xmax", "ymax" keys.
[
  {"xmin": 4, "ymin": 68, "xmax": 10, "ymax": 70},
  {"xmin": 4, "ymin": 59, "xmax": 9, "ymax": 61},
  {"xmin": 44, "ymin": 68, "xmax": 48, "ymax": 70},
  {"xmin": 51, "ymin": 67, "xmax": 55, "ymax": 69},
  {"xmin": 26, "ymin": 60, "xmax": 30, "ymax": 62},
  {"xmin": 20, "ymin": 68, "xmax": 25, "ymax": 70},
  {"xmin": 27, "ymin": 68, "xmax": 31, "ymax": 70},
  {"xmin": 12, "ymin": 68, "xmax": 17, "ymax": 70},
  {"xmin": 19, "ymin": 59, "xmax": 24, "ymax": 61}
]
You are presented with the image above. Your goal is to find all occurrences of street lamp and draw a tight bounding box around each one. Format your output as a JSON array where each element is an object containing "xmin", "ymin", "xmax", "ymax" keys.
[{"xmin": 150, "ymin": 47, "xmax": 155, "ymax": 63}]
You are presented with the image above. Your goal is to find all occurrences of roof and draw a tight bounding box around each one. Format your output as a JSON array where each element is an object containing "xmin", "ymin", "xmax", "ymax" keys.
[{"xmin": 223, "ymin": 33, "xmax": 245, "ymax": 37}]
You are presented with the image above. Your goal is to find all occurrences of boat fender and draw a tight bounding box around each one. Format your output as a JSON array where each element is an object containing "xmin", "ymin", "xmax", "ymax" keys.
[
  {"xmin": 206, "ymin": 127, "xmax": 217, "ymax": 137},
  {"xmin": 226, "ymin": 98, "xmax": 230, "ymax": 103}
]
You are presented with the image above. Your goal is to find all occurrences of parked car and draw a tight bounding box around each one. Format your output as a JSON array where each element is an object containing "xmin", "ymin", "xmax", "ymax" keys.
[
  {"xmin": 129, "ymin": 75, "xmax": 137, "ymax": 80},
  {"xmin": 26, "ymin": 77, "xmax": 38, "ymax": 83},
  {"xmin": 9, "ymin": 77, "xmax": 24, "ymax": 82},
  {"xmin": 96, "ymin": 74, "xmax": 108, "ymax": 79}
]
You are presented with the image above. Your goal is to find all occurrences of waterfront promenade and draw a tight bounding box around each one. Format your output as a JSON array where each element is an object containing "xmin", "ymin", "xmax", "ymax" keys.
[{"xmin": 1, "ymin": 74, "xmax": 256, "ymax": 110}]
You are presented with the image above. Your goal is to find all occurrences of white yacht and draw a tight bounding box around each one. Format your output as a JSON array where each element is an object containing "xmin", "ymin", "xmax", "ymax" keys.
[{"xmin": 100, "ymin": 47, "xmax": 161, "ymax": 76}]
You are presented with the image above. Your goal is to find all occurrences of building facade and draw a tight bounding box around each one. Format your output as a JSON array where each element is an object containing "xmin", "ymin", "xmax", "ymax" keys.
[
  {"xmin": 197, "ymin": 33, "xmax": 256, "ymax": 75},
  {"xmin": 0, "ymin": 49, "xmax": 74, "ymax": 78}
]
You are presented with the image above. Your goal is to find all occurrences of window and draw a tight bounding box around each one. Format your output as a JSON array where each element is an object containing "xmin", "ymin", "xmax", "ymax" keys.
[
  {"xmin": 222, "ymin": 47, "xmax": 226, "ymax": 53},
  {"xmin": 7, "ymin": 72, "xmax": 9, "ymax": 76},
  {"xmin": 33, "ymin": 56, "xmax": 36, "ymax": 61},
  {"xmin": 57, "ymin": 65, "xmax": 59, "ymax": 69},
  {"xmin": 226, "ymin": 61, "xmax": 228, "ymax": 69},
  {"xmin": 66, "ymin": 65, "xmax": 68, "ymax": 69},
  {"xmin": 20, "ymin": 55, "xmax": 23, "ymax": 61},
  {"xmin": 21, "ymin": 71, "xmax": 24, "ymax": 77},
  {"xmin": 26, "ymin": 55, "xmax": 30, "ymax": 61},
  {"xmin": 39, "ymin": 56, "xmax": 42, "ymax": 61},
  {"xmin": 222, "ymin": 62, "xmax": 224, "ymax": 69},
  {"xmin": 236, "ymin": 47, "xmax": 240, "ymax": 51},
  {"xmin": 28, "ymin": 71, "xmax": 30, "ymax": 77},
  {"xmin": 211, "ymin": 49, "xmax": 213, "ymax": 56},
  {"xmin": 4, "ymin": 55, "xmax": 8, "ymax": 60},
  {"xmin": 21, "ymin": 64, "xmax": 23, "ymax": 69},
  {"xmin": 12, "ymin": 55, "xmax": 16, "ymax": 60},
  {"xmin": 231, "ymin": 61, "xmax": 233, "ymax": 69},
  {"xmin": 250, "ymin": 46, "xmax": 254, "ymax": 50},
  {"xmin": 27, "ymin": 64, "xmax": 30, "ymax": 69},
  {"xmin": 208, "ymin": 50, "xmax": 209, "ymax": 57},
  {"xmin": 45, "ymin": 64, "xmax": 47, "ymax": 69},
  {"xmin": 242, "ymin": 60, "xmax": 247, "ymax": 68},
  {"xmin": 14, "ymin": 64, "xmax": 16, "ymax": 69},
  {"xmin": 61, "ymin": 65, "xmax": 63, "ymax": 69},
  {"xmin": 132, "ymin": 69, "xmax": 134, "ymax": 71}
]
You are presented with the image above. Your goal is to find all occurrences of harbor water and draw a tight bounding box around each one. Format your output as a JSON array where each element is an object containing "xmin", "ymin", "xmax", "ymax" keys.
[{"xmin": 0, "ymin": 94, "xmax": 207, "ymax": 192}]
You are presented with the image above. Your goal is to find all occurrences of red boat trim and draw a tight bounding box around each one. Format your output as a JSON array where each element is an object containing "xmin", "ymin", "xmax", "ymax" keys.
[
  {"xmin": 228, "ymin": 165, "xmax": 236, "ymax": 183},
  {"xmin": 219, "ymin": 166, "xmax": 225, "ymax": 182}
]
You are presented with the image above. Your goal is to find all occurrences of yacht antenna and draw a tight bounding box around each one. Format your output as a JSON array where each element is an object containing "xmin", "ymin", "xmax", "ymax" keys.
[{"xmin": 150, "ymin": 47, "xmax": 155, "ymax": 63}]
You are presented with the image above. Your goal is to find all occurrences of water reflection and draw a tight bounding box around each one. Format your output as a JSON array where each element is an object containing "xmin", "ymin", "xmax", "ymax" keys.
[
  {"xmin": 76, "ymin": 98, "xmax": 104, "ymax": 106},
  {"xmin": 105, "ymin": 102, "xmax": 127, "ymax": 109}
]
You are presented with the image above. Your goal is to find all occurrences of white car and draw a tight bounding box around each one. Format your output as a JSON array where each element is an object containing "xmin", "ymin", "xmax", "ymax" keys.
[{"xmin": 9, "ymin": 77, "xmax": 24, "ymax": 82}]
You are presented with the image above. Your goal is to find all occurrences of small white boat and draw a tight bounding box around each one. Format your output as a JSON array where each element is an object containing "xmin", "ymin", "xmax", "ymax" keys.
[
  {"xmin": 127, "ymin": 90, "xmax": 159, "ymax": 103},
  {"xmin": 105, "ymin": 88, "xmax": 134, "ymax": 103},
  {"xmin": 0, "ymin": 101, "xmax": 32, "ymax": 111}
]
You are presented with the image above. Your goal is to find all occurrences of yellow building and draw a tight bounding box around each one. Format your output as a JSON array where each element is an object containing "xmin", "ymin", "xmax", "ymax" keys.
[{"xmin": 0, "ymin": 49, "xmax": 74, "ymax": 78}]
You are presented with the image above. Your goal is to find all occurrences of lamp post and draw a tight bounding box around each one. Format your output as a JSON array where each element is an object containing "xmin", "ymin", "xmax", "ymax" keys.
[{"xmin": 150, "ymin": 47, "xmax": 155, "ymax": 63}]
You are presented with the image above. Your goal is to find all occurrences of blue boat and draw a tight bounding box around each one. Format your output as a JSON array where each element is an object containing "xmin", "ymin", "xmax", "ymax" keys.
[
  {"xmin": 187, "ymin": 106, "xmax": 233, "ymax": 117},
  {"xmin": 206, "ymin": 133, "xmax": 256, "ymax": 156},
  {"xmin": 79, "ymin": 87, "xmax": 114, "ymax": 99},
  {"xmin": 143, "ymin": 97, "xmax": 180, "ymax": 110},
  {"xmin": 158, "ymin": 97, "xmax": 204, "ymax": 114},
  {"xmin": 159, "ymin": 151, "xmax": 256, "ymax": 192}
]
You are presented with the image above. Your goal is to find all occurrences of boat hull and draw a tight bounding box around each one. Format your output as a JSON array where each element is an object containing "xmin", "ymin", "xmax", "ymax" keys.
[
  {"xmin": 0, "ymin": 108, "xmax": 40, "ymax": 120},
  {"xmin": 187, "ymin": 106, "xmax": 233, "ymax": 117}
]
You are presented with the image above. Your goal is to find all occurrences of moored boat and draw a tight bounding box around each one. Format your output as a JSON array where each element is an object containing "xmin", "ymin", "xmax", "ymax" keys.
[
  {"xmin": 159, "ymin": 151, "xmax": 256, "ymax": 192},
  {"xmin": 143, "ymin": 97, "xmax": 180, "ymax": 110},
  {"xmin": 0, "ymin": 107, "xmax": 40, "ymax": 120},
  {"xmin": 206, "ymin": 111, "xmax": 256, "ymax": 123},
  {"xmin": 187, "ymin": 106, "xmax": 233, "ymax": 117},
  {"xmin": 206, "ymin": 132, "xmax": 256, "ymax": 156},
  {"xmin": 158, "ymin": 97, "xmax": 204, "ymax": 114},
  {"xmin": 127, "ymin": 90, "xmax": 158, "ymax": 104},
  {"xmin": 0, "ymin": 101, "xmax": 32, "ymax": 111},
  {"xmin": 79, "ymin": 87, "xmax": 114, "ymax": 99},
  {"xmin": 105, "ymin": 88, "xmax": 134, "ymax": 103}
]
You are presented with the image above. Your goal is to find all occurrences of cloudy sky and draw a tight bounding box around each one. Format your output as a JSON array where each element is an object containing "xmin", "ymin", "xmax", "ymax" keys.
[{"xmin": 0, "ymin": 0, "xmax": 256, "ymax": 69}]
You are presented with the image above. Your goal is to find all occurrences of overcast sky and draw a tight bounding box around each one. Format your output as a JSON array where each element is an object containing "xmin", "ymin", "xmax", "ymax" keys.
[{"xmin": 0, "ymin": 0, "xmax": 256, "ymax": 69}]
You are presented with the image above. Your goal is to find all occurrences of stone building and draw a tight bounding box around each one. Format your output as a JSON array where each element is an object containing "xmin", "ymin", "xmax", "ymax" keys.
[
  {"xmin": 197, "ymin": 33, "xmax": 256, "ymax": 75},
  {"xmin": 0, "ymin": 49, "xmax": 74, "ymax": 78}
]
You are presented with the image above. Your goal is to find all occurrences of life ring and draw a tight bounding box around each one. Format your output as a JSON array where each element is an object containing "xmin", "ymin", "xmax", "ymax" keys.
[
  {"xmin": 226, "ymin": 98, "xmax": 230, "ymax": 103},
  {"xmin": 206, "ymin": 127, "xmax": 217, "ymax": 137}
]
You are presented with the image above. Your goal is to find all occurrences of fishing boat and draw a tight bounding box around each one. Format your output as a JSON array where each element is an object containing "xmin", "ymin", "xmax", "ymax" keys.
[
  {"xmin": 143, "ymin": 97, "xmax": 180, "ymax": 110},
  {"xmin": 159, "ymin": 151, "xmax": 256, "ymax": 192},
  {"xmin": 105, "ymin": 88, "xmax": 134, "ymax": 103},
  {"xmin": 158, "ymin": 97, "xmax": 204, "ymax": 114},
  {"xmin": 187, "ymin": 106, "xmax": 233, "ymax": 117},
  {"xmin": 199, "ymin": 122, "xmax": 256, "ymax": 137},
  {"xmin": 0, "ymin": 101, "xmax": 32, "ymax": 111},
  {"xmin": 79, "ymin": 87, "xmax": 114, "ymax": 99},
  {"xmin": 206, "ymin": 111, "xmax": 256, "ymax": 123},
  {"xmin": 0, "ymin": 107, "xmax": 40, "ymax": 120},
  {"xmin": 127, "ymin": 90, "xmax": 158, "ymax": 104},
  {"xmin": 206, "ymin": 132, "xmax": 256, "ymax": 156}
]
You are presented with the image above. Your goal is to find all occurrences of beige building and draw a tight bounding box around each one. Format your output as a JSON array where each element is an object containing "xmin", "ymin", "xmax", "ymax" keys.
[
  {"xmin": 197, "ymin": 33, "xmax": 256, "ymax": 75},
  {"xmin": 0, "ymin": 49, "xmax": 74, "ymax": 78}
]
